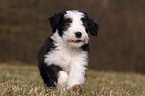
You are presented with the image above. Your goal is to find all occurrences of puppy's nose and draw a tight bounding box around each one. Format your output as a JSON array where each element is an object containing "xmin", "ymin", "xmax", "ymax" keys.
[{"xmin": 75, "ymin": 32, "xmax": 82, "ymax": 38}]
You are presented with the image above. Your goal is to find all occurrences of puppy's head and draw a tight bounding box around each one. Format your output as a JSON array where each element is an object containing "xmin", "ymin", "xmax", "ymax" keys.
[{"xmin": 49, "ymin": 10, "xmax": 99, "ymax": 48}]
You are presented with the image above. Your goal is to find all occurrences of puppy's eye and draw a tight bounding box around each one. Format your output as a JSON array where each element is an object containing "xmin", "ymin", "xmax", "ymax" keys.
[
  {"xmin": 64, "ymin": 18, "xmax": 72, "ymax": 24},
  {"xmin": 64, "ymin": 18, "xmax": 72, "ymax": 23},
  {"xmin": 64, "ymin": 23, "xmax": 70, "ymax": 26},
  {"xmin": 63, "ymin": 18, "xmax": 72, "ymax": 27},
  {"xmin": 82, "ymin": 18, "xmax": 88, "ymax": 25}
]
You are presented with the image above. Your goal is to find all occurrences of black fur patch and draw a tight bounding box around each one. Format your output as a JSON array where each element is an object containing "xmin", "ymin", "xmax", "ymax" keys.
[
  {"xmin": 61, "ymin": 18, "xmax": 72, "ymax": 32},
  {"xmin": 81, "ymin": 13, "xmax": 99, "ymax": 36},
  {"xmin": 48, "ymin": 12, "xmax": 72, "ymax": 37},
  {"xmin": 38, "ymin": 64, "xmax": 62, "ymax": 87},
  {"xmin": 81, "ymin": 44, "xmax": 90, "ymax": 52},
  {"xmin": 48, "ymin": 12, "xmax": 64, "ymax": 33}
]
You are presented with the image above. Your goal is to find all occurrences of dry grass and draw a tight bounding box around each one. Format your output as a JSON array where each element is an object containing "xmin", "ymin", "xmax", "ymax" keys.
[{"xmin": 0, "ymin": 64, "xmax": 145, "ymax": 96}]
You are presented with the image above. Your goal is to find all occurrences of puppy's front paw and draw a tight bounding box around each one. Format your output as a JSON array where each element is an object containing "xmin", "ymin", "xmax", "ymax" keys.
[{"xmin": 71, "ymin": 85, "xmax": 83, "ymax": 93}]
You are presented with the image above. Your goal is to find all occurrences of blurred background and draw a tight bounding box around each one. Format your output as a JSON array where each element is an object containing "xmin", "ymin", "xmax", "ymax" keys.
[{"xmin": 0, "ymin": 0, "xmax": 145, "ymax": 73}]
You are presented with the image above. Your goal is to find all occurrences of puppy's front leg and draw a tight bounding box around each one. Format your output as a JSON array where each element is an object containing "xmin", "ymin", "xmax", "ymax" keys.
[{"xmin": 67, "ymin": 65, "xmax": 86, "ymax": 90}]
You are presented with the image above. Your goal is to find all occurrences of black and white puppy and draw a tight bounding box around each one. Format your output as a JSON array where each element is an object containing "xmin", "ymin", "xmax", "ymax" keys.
[{"xmin": 38, "ymin": 10, "xmax": 99, "ymax": 90}]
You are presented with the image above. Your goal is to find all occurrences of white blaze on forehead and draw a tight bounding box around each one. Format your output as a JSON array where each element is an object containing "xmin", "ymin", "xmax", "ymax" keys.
[{"xmin": 64, "ymin": 10, "xmax": 85, "ymax": 21}]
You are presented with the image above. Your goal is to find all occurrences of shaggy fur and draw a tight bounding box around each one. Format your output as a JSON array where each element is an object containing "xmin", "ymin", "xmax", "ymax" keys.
[{"xmin": 38, "ymin": 10, "xmax": 99, "ymax": 90}]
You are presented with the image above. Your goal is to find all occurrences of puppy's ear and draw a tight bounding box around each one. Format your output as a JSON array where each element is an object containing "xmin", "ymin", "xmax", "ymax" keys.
[
  {"xmin": 84, "ymin": 13, "xmax": 99, "ymax": 36},
  {"xmin": 48, "ymin": 12, "xmax": 64, "ymax": 33}
]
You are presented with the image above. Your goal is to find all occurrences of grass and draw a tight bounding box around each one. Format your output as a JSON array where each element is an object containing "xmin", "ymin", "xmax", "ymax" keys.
[{"xmin": 0, "ymin": 64, "xmax": 145, "ymax": 96}]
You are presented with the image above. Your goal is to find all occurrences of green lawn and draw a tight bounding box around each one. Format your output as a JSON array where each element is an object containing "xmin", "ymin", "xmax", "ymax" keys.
[{"xmin": 0, "ymin": 64, "xmax": 145, "ymax": 96}]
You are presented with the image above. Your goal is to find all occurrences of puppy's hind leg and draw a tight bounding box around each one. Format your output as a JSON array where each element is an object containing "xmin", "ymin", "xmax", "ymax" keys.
[{"xmin": 38, "ymin": 64, "xmax": 62, "ymax": 87}]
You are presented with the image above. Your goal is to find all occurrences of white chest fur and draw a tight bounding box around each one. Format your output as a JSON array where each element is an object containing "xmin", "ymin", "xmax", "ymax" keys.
[
  {"xmin": 44, "ymin": 45, "xmax": 88, "ymax": 73},
  {"xmin": 44, "ymin": 32, "xmax": 88, "ymax": 73}
]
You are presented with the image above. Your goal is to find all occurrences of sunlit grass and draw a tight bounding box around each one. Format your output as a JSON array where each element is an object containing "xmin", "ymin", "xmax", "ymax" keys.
[{"xmin": 0, "ymin": 64, "xmax": 145, "ymax": 95}]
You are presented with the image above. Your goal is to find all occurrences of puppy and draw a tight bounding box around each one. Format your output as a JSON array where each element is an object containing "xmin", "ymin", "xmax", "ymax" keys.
[{"xmin": 38, "ymin": 10, "xmax": 99, "ymax": 90}]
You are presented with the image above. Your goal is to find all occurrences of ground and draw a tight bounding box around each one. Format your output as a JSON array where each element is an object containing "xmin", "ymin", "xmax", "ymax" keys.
[{"xmin": 0, "ymin": 64, "xmax": 145, "ymax": 95}]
